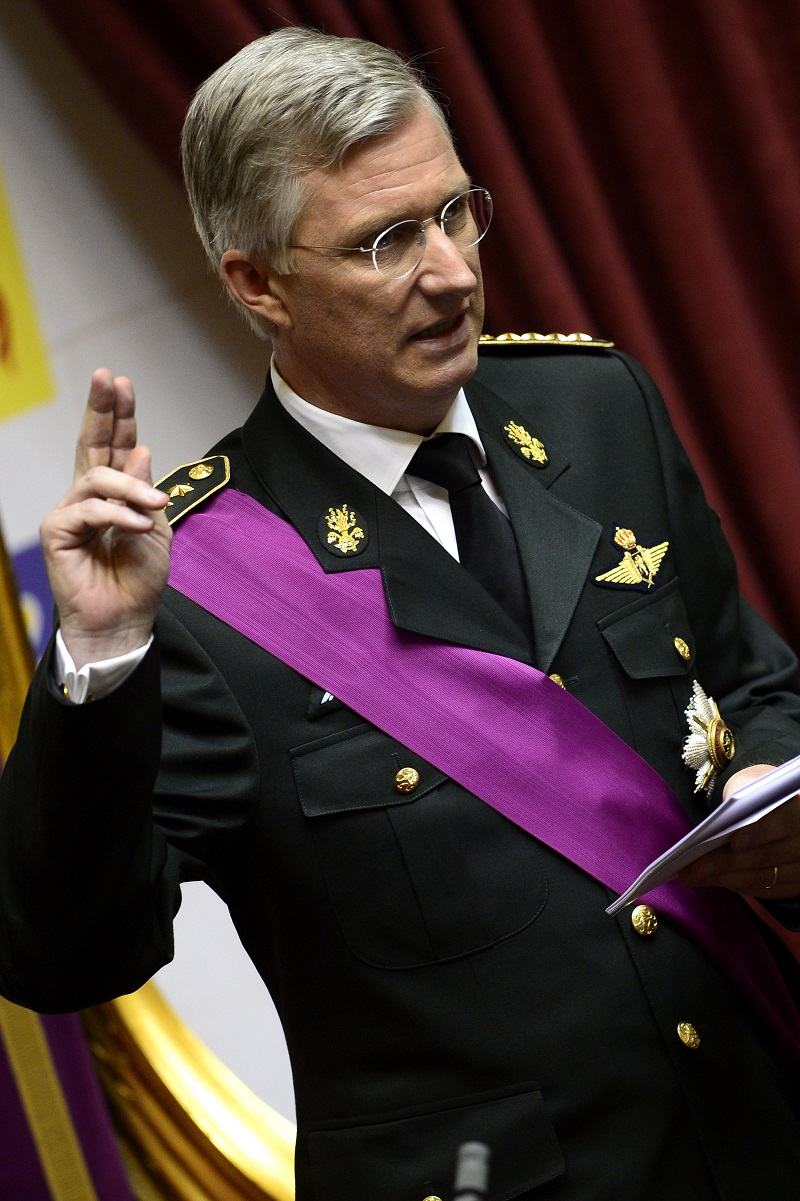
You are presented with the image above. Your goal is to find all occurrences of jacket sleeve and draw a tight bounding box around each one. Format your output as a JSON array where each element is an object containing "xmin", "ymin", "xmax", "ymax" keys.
[
  {"xmin": 0, "ymin": 601, "xmax": 260, "ymax": 1013},
  {"xmin": 617, "ymin": 351, "xmax": 800, "ymax": 774},
  {"xmin": 618, "ymin": 351, "xmax": 800, "ymax": 928}
]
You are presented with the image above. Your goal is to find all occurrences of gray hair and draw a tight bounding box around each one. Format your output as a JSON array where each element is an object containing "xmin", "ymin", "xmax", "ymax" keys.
[{"xmin": 181, "ymin": 27, "xmax": 452, "ymax": 338}]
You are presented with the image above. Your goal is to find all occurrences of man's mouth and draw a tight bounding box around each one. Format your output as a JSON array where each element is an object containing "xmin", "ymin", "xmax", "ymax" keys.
[{"xmin": 413, "ymin": 312, "xmax": 465, "ymax": 340}]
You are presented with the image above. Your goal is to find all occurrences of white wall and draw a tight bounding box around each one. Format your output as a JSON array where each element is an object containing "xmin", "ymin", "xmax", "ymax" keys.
[{"xmin": 0, "ymin": 4, "xmax": 295, "ymax": 1120}]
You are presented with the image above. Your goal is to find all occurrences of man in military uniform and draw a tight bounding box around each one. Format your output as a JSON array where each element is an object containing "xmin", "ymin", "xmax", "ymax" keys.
[{"xmin": 2, "ymin": 27, "xmax": 800, "ymax": 1201}]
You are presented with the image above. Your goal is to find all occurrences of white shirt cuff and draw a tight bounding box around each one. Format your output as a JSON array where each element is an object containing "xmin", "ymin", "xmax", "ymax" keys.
[{"xmin": 54, "ymin": 630, "xmax": 153, "ymax": 704}]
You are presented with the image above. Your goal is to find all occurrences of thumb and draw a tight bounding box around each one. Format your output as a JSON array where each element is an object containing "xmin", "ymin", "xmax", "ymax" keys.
[{"xmin": 123, "ymin": 444, "xmax": 156, "ymax": 486}]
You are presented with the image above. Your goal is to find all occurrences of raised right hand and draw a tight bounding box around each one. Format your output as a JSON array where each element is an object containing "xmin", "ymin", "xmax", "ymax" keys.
[{"xmin": 40, "ymin": 369, "xmax": 171, "ymax": 669}]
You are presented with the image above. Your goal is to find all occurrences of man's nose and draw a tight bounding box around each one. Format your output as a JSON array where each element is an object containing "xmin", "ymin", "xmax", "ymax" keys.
[{"xmin": 417, "ymin": 222, "xmax": 478, "ymax": 293}]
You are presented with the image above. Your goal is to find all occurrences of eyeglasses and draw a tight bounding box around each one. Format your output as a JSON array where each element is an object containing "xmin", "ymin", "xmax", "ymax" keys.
[{"xmin": 290, "ymin": 187, "xmax": 493, "ymax": 280}]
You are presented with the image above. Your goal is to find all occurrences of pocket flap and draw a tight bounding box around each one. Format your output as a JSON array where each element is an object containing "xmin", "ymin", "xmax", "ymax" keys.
[
  {"xmin": 598, "ymin": 577, "xmax": 695, "ymax": 679},
  {"xmin": 307, "ymin": 1084, "xmax": 565, "ymax": 1201},
  {"xmin": 291, "ymin": 724, "xmax": 447, "ymax": 817}
]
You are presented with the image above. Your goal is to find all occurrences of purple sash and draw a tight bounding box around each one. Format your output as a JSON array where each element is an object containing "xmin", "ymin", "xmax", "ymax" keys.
[{"xmin": 169, "ymin": 488, "xmax": 800, "ymax": 1066}]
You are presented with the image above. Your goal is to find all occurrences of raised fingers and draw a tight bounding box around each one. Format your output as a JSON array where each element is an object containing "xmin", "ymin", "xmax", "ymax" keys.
[{"xmin": 74, "ymin": 369, "xmax": 138, "ymax": 480}]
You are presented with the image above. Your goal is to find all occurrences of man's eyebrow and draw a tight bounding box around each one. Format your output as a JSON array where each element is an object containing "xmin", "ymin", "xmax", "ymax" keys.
[{"xmin": 342, "ymin": 179, "xmax": 473, "ymax": 247}]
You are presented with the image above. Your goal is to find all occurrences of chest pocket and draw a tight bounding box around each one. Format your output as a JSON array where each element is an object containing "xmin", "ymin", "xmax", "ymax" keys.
[
  {"xmin": 595, "ymin": 577, "xmax": 697, "ymax": 790},
  {"xmin": 291, "ymin": 725, "xmax": 548, "ymax": 969},
  {"xmin": 598, "ymin": 576, "xmax": 695, "ymax": 677}
]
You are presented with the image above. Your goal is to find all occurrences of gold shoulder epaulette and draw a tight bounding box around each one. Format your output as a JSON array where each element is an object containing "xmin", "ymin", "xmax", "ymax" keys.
[
  {"xmin": 156, "ymin": 454, "xmax": 230, "ymax": 526},
  {"xmin": 479, "ymin": 331, "xmax": 615, "ymax": 349}
]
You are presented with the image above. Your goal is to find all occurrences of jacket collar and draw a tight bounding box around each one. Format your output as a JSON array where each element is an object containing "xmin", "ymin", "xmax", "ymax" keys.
[{"xmin": 242, "ymin": 374, "xmax": 598, "ymax": 669}]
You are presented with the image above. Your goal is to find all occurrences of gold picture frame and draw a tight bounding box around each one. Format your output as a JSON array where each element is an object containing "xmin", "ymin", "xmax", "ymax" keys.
[{"xmin": 84, "ymin": 982, "xmax": 296, "ymax": 1201}]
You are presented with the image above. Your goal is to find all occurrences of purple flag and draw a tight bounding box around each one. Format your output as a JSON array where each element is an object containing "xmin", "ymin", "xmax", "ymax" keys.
[{"xmin": 0, "ymin": 1004, "xmax": 135, "ymax": 1201}]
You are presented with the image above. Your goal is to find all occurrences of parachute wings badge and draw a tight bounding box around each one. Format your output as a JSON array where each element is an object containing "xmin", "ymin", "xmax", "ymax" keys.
[{"xmin": 594, "ymin": 526, "xmax": 669, "ymax": 591}]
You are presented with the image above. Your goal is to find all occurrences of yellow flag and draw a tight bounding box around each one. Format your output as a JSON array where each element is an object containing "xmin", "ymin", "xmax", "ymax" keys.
[
  {"xmin": 0, "ymin": 167, "xmax": 55, "ymax": 422},
  {"xmin": 0, "ymin": 521, "xmax": 33, "ymax": 762}
]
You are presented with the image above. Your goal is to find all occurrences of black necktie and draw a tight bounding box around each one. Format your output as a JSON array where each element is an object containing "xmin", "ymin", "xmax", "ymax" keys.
[{"xmin": 408, "ymin": 433, "xmax": 533, "ymax": 641}]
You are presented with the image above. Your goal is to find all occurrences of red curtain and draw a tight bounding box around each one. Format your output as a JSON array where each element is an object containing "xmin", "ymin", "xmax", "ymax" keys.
[{"xmin": 34, "ymin": 0, "xmax": 800, "ymax": 650}]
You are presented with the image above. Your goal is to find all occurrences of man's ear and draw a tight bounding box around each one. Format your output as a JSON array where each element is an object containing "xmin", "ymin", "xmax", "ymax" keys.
[{"xmin": 220, "ymin": 250, "xmax": 292, "ymax": 329}]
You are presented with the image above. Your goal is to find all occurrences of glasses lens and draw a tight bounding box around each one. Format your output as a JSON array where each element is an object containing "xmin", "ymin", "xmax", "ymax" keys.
[
  {"xmin": 371, "ymin": 189, "xmax": 493, "ymax": 278},
  {"xmin": 373, "ymin": 220, "xmax": 426, "ymax": 278},
  {"xmin": 441, "ymin": 188, "xmax": 493, "ymax": 247}
]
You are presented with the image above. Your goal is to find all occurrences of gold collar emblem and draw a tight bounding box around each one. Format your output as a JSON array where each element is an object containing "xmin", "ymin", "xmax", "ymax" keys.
[
  {"xmin": 504, "ymin": 421, "xmax": 548, "ymax": 466},
  {"xmin": 595, "ymin": 526, "xmax": 669, "ymax": 590},
  {"xmin": 322, "ymin": 504, "xmax": 366, "ymax": 556},
  {"xmin": 682, "ymin": 680, "xmax": 735, "ymax": 795}
]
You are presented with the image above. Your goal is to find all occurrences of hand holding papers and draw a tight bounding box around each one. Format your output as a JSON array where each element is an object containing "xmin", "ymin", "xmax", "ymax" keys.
[{"xmin": 606, "ymin": 753, "xmax": 800, "ymax": 915}]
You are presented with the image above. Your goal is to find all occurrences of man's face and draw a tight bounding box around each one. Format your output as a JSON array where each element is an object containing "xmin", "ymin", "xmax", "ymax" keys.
[{"xmin": 268, "ymin": 106, "xmax": 485, "ymax": 435}]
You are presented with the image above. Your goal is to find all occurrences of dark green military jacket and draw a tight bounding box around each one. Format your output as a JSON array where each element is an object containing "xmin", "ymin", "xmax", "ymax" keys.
[{"xmin": 3, "ymin": 344, "xmax": 800, "ymax": 1200}]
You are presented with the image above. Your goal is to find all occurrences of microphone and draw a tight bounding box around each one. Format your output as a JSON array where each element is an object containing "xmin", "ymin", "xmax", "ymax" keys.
[{"xmin": 452, "ymin": 1141, "xmax": 491, "ymax": 1201}]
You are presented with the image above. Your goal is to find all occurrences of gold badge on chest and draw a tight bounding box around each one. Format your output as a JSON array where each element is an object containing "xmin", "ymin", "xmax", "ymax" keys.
[
  {"xmin": 682, "ymin": 679, "xmax": 735, "ymax": 795},
  {"xmin": 594, "ymin": 526, "xmax": 669, "ymax": 591}
]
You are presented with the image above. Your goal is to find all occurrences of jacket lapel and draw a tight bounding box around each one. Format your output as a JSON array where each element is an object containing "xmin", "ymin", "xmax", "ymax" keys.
[
  {"xmin": 241, "ymin": 379, "xmax": 532, "ymax": 662},
  {"xmin": 374, "ymin": 490, "xmax": 533, "ymax": 661},
  {"xmin": 468, "ymin": 379, "xmax": 602, "ymax": 673}
]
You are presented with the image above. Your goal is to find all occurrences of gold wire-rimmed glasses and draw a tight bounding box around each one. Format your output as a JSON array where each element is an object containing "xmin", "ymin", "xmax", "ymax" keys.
[{"xmin": 291, "ymin": 186, "xmax": 493, "ymax": 279}]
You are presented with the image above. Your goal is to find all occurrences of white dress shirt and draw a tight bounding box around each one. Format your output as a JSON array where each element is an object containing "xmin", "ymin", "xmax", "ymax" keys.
[{"xmin": 272, "ymin": 360, "xmax": 507, "ymax": 558}]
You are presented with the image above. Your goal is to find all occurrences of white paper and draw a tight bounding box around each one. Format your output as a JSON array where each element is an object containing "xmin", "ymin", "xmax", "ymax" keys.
[{"xmin": 606, "ymin": 752, "xmax": 800, "ymax": 916}]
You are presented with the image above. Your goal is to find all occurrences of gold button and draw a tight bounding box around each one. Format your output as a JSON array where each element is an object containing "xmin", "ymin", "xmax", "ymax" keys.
[
  {"xmin": 188, "ymin": 462, "xmax": 214, "ymax": 480},
  {"xmin": 423, "ymin": 1196, "xmax": 442, "ymax": 1201},
  {"xmin": 677, "ymin": 1021, "xmax": 701, "ymax": 1049},
  {"xmin": 673, "ymin": 636, "xmax": 691, "ymax": 661},
  {"xmin": 631, "ymin": 904, "xmax": 658, "ymax": 936},
  {"xmin": 395, "ymin": 767, "xmax": 420, "ymax": 794},
  {"xmin": 549, "ymin": 673, "xmax": 566, "ymax": 689}
]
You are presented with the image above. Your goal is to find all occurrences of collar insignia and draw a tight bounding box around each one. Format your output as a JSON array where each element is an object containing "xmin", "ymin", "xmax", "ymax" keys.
[
  {"xmin": 594, "ymin": 526, "xmax": 669, "ymax": 591},
  {"xmin": 682, "ymin": 680, "xmax": 735, "ymax": 795},
  {"xmin": 504, "ymin": 420, "xmax": 548, "ymax": 467},
  {"xmin": 319, "ymin": 504, "xmax": 368, "ymax": 557}
]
